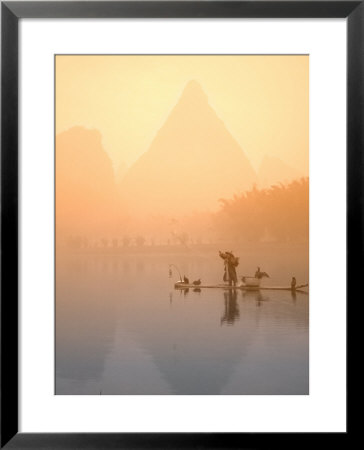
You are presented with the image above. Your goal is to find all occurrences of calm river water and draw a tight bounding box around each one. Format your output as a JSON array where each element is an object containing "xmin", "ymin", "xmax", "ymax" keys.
[{"xmin": 56, "ymin": 244, "xmax": 309, "ymax": 395}]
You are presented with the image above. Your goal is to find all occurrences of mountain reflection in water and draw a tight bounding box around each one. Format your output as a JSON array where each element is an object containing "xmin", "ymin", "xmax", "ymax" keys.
[{"xmin": 56, "ymin": 249, "xmax": 308, "ymax": 395}]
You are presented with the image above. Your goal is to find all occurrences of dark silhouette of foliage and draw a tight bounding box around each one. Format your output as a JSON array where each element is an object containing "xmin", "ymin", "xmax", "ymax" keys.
[{"xmin": 216, "ymin": 178, "xmax": 309, "ymax": 242}]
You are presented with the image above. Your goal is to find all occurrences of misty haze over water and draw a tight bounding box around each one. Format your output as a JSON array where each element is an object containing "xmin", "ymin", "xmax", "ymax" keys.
[{"xmin": 56, "ymin": 243, "xmax": 308, "ymax": 395}]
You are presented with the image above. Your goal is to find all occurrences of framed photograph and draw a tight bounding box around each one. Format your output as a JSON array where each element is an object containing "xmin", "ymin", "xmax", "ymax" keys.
[{"xmin": 1, "ymin": 1, "xmax": 358, "ymax": 447}]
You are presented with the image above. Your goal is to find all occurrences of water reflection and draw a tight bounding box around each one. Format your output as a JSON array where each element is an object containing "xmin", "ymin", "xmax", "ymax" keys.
[
  {"xmin": 221, "ymin": 289, "xmax": 240, "ymax": 325},
  {"xmin": 291, "ymin": 290, "xmax": 297, "ymax": 303},
  {"xmin": 56, "ymin": 251, "xmax": 309, "ymax": 395},
  {"xmin": 136, "ymin": 260, "xmax": 145, "ymax": 273},
  {"xmin": 242, "ymin": 290, "xmax": 269, "ymax": 307},
  {"xmin": 123, "ymin": 261, "xmax": 130, "ymax": 273}
]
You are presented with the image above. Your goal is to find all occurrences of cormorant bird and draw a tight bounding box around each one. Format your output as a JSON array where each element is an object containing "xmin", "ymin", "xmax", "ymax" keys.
[
  {"xmin": 291, "ymin": 277, "xmax": 297, "ymax": 289},
  {"xmin": 255, "ymin": 267, "xmax": 270, "ymax": 279}
]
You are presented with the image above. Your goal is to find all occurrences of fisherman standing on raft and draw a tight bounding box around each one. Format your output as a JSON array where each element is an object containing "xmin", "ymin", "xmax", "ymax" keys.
[{"xmin": 219, "ymin": 251, "xmax": 239, "ymax": 287}]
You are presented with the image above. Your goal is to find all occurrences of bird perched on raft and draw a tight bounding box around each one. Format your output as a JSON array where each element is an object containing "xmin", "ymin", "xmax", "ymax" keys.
[
  {"xmin": 193, "ymin": 279, "xmax": 201, "ymax": 285},
  {"xmin": 291, "ymin": 277, "xmax": 297, "ymax": 289},
  {"xmin": 183, "ymin": 275, "xmax": 189, "ymax": 284},
  {"xmin": 255, "ymin": 267, "xmax": 269, "ymax": 279}
]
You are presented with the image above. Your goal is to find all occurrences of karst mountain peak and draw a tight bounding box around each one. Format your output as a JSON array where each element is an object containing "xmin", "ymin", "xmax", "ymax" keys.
[{"xmin": 120, "ymin": 81, "xmax": 257, "ymax": 215}]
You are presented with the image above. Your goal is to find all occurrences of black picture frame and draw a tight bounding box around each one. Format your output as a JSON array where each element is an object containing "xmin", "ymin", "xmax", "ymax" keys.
[{"xmin": 1, "ymin": 1, "xmax": 359, "ymax": 448}]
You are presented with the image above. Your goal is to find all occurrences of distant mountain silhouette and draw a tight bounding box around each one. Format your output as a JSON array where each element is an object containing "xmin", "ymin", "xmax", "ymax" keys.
[
  {"xmin": 120, "ymin": 80, "xmax": 257, "ymax": 216},
  {"xmin": 56, "ymin": 126, "xmax": 119, "ymax": 238},
  {"xmin": 258, "ymin": 155, "xmax": 303, "ymax": 188}
]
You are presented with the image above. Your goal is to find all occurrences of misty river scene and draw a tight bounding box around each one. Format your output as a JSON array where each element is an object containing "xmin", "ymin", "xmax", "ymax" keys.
[
  {"xmin": 56, "ymin": 244, "xmax": 308, "ymax": 395},
  {"xmin": 56, "ymin": 55, "xmax": 309, "ymax": 395}
]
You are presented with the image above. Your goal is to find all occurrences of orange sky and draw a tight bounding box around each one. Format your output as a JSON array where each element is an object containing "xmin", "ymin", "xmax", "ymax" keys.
[{"xmin": 56, "ymin": 55, "xmax": 308, "ymax": 174}]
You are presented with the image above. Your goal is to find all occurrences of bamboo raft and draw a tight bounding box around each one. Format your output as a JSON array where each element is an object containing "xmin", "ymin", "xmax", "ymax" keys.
[{"xmin": 174, "ymin": 282, "xmax": 309, "ymax": 292}]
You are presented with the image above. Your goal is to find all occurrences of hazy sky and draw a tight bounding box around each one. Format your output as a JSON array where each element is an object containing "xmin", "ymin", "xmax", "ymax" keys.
[{"xmin": 56, "ymin": 55, "xmax": 308, "ymax": 174}]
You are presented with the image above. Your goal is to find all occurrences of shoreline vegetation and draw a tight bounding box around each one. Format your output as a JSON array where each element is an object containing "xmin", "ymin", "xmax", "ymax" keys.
[
  {"xmin": 57, "ymin": 240, "xmax": 308, "ymax": 255},
  {"xmin": 58, "ymin": 177, "xmax": 309, "ymax": 252}
]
